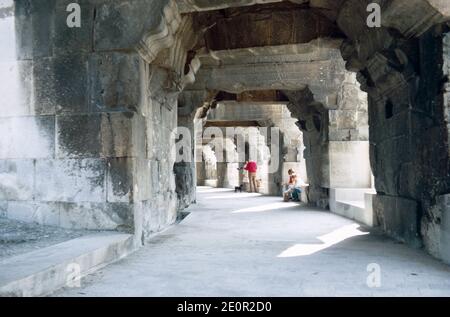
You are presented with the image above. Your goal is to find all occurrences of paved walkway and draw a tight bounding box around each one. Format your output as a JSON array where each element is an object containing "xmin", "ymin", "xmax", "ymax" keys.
[{"xmin": 55, "ymin": 187, "xmax": 450, "ymax": 297}]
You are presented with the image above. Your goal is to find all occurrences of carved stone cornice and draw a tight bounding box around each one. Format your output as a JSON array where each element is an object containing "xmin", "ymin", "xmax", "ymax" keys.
[{"xmin": 136, "ymin": 0, "xmax": 182, "ymax": 65}]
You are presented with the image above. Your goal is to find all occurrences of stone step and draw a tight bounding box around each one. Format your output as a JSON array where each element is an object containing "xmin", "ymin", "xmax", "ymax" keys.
[
  {"xmin": 0, "ymin": 232, "xmax": 135, "ymax": 297},
  {"xmin": 330, "ymin": 188, "xmax": 378, "ymax": 227}
]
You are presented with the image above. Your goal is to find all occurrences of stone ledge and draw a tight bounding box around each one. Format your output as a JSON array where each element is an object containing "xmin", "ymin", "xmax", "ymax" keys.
[
  {"xmin": 330, "ymin": 188, "xmax": 378, "ymax": 227},
  {"xmin": 0, "ymin": 232, "xmax": 135, "ymax": 297}
]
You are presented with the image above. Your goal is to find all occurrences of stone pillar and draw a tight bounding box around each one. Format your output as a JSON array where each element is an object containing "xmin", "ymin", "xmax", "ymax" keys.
[
  {"xmin": 358, "ymin": 28, "xmax": 450, "ymax": 251},
  {"xmin": 174, "ymin": 114, "xmax": 197, "ymax": 210},
  {"xmin": 216, "ymin": 137, "xmax": 239, "ymax": 189},
  {"xmin": 175, "ymin": 90, "xmax": 212, "ymax": 207},
  {"xmin": 285, "ymin": 89, "xmax": 332, "ymax": 208},
  {"xmin": 326, "ymin": 72, "xmax": 371, "ymax": 189},
  {"xmin": 201, "ymin": 145, "xmax": 218, "ymax": 187},
  {"xmin": 285, "ymin": 70, "xmax": 371, "ymax": 208}
]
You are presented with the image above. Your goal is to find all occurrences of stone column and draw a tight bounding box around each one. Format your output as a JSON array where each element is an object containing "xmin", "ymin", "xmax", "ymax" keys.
[
  {"xmin": 174, "ymin": 114, "xmax": 197, "ymax": 210},
  {"xmin": 326, "ymin": 72, "xmax": 371, "ymax": 189},
  {"xmin": 215, "ymin": 137, "xmax": 239, "ymax": 189},
  {"xmin": 175, "ymin": 90, "xmax": 212, "ymax": 208}
]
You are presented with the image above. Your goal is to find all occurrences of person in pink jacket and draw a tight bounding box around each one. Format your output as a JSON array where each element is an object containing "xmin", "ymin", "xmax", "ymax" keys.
[{"xmin": 244, "ymin": 161, "xmax": 258, "ymax": 193}]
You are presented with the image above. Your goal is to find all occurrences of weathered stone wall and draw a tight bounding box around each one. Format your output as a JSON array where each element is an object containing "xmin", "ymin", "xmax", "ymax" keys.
[
  {"xmin": 336, "ymin": 0, "xmax": 450, "ymax": 255},
  {"xmin": 0, "ymin": 0, "xmax": 138, "ymax": 233},
  {"xmin": 1, "ymin": 0, "xmax": 449, "ymax": 261},
  {"xmin": 0, "ymin": 0, "xmax": 185, "ymax": 244},
  {"xmin": 138, "ymin": 64, "xmax": 179, "ymax": 240}
]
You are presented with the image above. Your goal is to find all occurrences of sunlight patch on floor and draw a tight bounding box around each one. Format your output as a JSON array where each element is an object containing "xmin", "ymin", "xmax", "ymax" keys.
[
  {"xmin": 196, "ymin": 187, "xmax": 234, "ymax": 193},
  {"xmin": 205, "ymin": 193, "xmax": 263, "ymax": 199},
  {"xmin": 277, "ymin": 224, "xmax": 369, "ymax": 257},
  {"xmin": 232, "ymin": 201, "xmax": 300, "ymax": 213}
]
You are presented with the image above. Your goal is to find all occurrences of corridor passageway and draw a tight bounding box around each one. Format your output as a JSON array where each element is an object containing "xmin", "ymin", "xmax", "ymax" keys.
[
  {"xmin": 55, "ymin": 187, "xmax": 450, "ymax": 297},
  {"xmin": 1, "ymin": 0, "xmax": 449, "ymax": 297}
]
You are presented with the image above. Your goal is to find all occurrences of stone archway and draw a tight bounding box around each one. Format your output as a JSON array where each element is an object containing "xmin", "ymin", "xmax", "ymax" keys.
[{"xmin": 1, "ymin": 0, "xmax": 449, "ymax": 263}]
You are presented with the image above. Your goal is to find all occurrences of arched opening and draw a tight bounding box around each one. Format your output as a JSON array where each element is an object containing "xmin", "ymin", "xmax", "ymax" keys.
[{"xmin": 1, "ymin": 0, "xmax": 450, "ymax": 296}]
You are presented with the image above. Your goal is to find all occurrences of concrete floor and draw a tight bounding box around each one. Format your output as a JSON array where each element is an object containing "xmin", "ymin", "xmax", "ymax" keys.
[{"xmin": 55, "ymin": 187, "xmax": 450, "ymax": 297}]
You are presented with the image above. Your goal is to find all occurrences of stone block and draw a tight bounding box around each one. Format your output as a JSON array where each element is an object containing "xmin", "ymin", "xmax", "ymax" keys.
[
  {"xmin": 6, "ymin": 201, "xmax": 61, "ymax": 227},
  {"xmin": 134, "ymin": 158, "xmax": 152, "ymax": 202},
  {"xmin": 150, "ymin": 160, "xmax": 161, "ymax": 194},
  {"xmin": 56, "ymin": 114, "xmax": 101, "ymax": 158},
  {"xmin": 353, "ymin": 126, "xmax": 369, "ymax": 141},
  {"xmin": 174, "ymin": 161, "xmax": 195, "ymax": 208},
  {"xmin": 0, "ymin": 61, "xmax": 33, "ymax": 117},
  {"xmin": 147, "ymin": 112, "xmax": 165, "ymax": 161},
  {"xmin": 0, "ymin": 116, "xmax": 55, "ymax": 159},
  {"xmin": 53, "ymin": 0, "xmax": 95, "ymax": 54},
  {"xmin": 32, "ymin": 58, "xmax": 57, "ymax": 116},
  {"xmin": 0, "ymin": 7, "xmax": 17, "ymax": 62},
  {"xmin": 141, "ymin": 192, "xmax": 177, "ymax": 238},
  {"xmin": 33, "ymin": 54, "xmax": 89, "ymax": 115},
  {"xmin": 0, "ymin": 159, "xmax": 34, "ymax": 201},
  {"xmin": 34, "ymin": 159, "xmax": 106, "ymax": 203},
  {"xmin": 440, "ymin": 194, "xmax": 450, "ymax": 264},
  {"xmin": 329, "ymin": 128, "xmax": 352, "ymax": 141},
  {"xmin": 398, "ymin": 162, "xmax": 420, "ymax": 199},
  {"xmin": 329, "ymin": 110, "xmax": 358, "ymax": 129},
  {"xmin": 373, "ymin": 194, "xmax": 422, "ymax": 248},
  {"xmin": 3, "ymin": 200, "xmax": 133, "ymax": 231},
  {"xmin": 33, "ymin": 202, "xmax": 61, "ymax": 226},
  {"xmin": 101, "ymin": 112, "xmax": 146, "ymax": 158},
  {"xmin": 4, "ymin": 201, "xmax": 36, "ymax": 223},
  {"xmin": 162, "ymin": 105, "xmax": 177, "ymax": 131},
  {"xmin": 93, "ymin": 0, "xmax": 168, "ymax": 52},
  {"xmin": 364, "ymin": 192, "xmax": 378, "ymax": 227},
  {"xmin": 14, "ymin": 0, "xmax": 33, "ymax": 60},
  {"xmin": 59, "ymin": 202, "xmax": 133, "ymax": 231},
  {"xmin": 0, "ymin": 201, "xmax": 7, "ymax": 218},
  {"xmin": 106, "ymin": 158, "xmax": 134, "ymax": 203},
  {"xmin": 15, "ymin": 0, "xmax": 55, "ymax": 59},
  {"xmin": 89, "ymin": 52, "xmax": 141, "ymax": 112},
  {"xmin": 327, "ymin": 141, "xmax": 372, "ymax": 188}
]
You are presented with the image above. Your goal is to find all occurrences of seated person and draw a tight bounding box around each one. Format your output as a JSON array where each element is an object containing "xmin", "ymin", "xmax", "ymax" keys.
[{"xmin": 283, "ymin": 169, "xmax": 308, "ymax": 202}]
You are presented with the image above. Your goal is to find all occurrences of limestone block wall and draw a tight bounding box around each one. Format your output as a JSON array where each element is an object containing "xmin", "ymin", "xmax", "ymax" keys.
[
  {"xmin": 0, "ymin": 0, "xmax": 138, "ymax": 232},
  {"xmin": 362, "ymin": 29, "xmax": 450, "ymax": 253},
  {"xmin": 0, "ymin": 0, "xmax": 181, "ymax": 243}
]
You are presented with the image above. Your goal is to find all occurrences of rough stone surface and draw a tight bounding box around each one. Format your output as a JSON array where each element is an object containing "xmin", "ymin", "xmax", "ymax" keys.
[
  {"xmin": 1, "ymin": 0, "xmax": 449, "ymax": 265},
  {"xmin": 0, "ymin": 217, "xmax": 89, "ymax": 259},
  {"xmin": 373, "ymin": 195, "xmax": 422, "ymax": 248}
]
